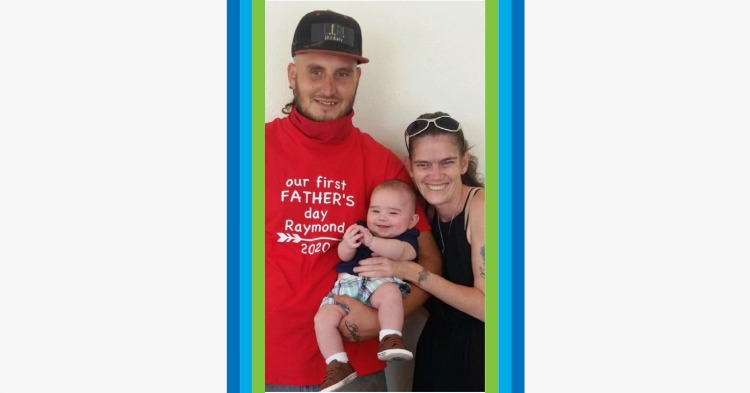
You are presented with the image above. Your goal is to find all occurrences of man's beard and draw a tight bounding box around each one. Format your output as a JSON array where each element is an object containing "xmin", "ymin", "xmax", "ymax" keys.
[{"xmin": 291, "ymin": 82, "xmax": 358, "ymax": 122}]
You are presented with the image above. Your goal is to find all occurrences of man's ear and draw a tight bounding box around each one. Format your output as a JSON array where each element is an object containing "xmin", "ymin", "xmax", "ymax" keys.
[{"xmin": 287, "ymin": 63, "xmax": 296, "ymax": 89}]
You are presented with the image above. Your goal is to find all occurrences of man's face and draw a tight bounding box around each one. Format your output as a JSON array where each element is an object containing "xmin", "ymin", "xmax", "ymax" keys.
[{"xmin": 288, "ymin": 53, "xmax": 361, "ymax": 122}]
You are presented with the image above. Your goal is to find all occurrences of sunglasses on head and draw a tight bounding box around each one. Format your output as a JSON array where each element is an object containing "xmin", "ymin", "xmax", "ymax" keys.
[{"xmin": 404, "ymin": 116, "xmax": 462, "ymax": 150}]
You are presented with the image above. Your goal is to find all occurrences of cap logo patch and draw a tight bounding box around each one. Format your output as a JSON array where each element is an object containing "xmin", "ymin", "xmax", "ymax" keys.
[{"xmin": 311, "ymin": 23, "xmax": 355, "ymax": 47}]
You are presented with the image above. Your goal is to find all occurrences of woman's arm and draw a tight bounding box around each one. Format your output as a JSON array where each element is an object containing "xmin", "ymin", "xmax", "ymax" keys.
[
  {"xmin": 402, "ymin": 231, "xmax": 441, "ymax": 316},
  {"xmin": 415, "ymin": 192, "xmax": 485, "ymax": 321}
]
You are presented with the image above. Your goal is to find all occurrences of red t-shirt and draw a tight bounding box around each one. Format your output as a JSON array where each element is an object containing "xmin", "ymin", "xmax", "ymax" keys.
[{"xmin": 265, "ymin": 108, "xmax": 430, "ymax": 386}]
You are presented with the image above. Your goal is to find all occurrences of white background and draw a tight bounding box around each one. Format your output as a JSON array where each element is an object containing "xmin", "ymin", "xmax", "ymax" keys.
[
  {"xmin": 526, "ymin": 1, "xmax": 750, "ymax": 392},
  {"xmin": 2, "ymin": 0, "xmax": 749, "ymax": 392},
  {"xmin": 265, "ymin": 1, "xmax": 486, "ymax": 174},
  {"xmin": 0, "ymin": 1, "xmax": 226, "ymax": 392}
]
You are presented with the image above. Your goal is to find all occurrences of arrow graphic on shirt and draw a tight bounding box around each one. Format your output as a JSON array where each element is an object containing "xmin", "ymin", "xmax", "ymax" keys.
[{"xmin": 276, "ymin": 233, "xmax": 341, "ymax": 243}]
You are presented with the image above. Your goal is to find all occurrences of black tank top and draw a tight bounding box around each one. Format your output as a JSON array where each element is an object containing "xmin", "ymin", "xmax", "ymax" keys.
[
  {"xmin": 414, "ymin": 187, "xmax": 484, "ymax": 391},
  {"xmin": 426, "ymin": 187, "xmax": 480, "ymax": 321}
]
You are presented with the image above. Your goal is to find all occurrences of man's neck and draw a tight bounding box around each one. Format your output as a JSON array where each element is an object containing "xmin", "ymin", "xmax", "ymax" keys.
[{"xmin": 289, "ymin": 106, "xmax": 355, "ymax": 144}]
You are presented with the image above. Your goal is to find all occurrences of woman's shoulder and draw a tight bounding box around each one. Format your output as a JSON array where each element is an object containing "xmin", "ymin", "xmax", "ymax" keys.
[
  {"xmin": 467, "ymin": 188, "xmax": 485, "ymax": 214},
  {"xmin": 464, "ymin": 187, "xmax": 485, "ymax": 234}
]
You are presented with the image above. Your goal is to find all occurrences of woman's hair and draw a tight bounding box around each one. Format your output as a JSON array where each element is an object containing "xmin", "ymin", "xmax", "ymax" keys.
[{"xmin": 405, "ymin": 111, "xmax": 484, "ymax": 187}]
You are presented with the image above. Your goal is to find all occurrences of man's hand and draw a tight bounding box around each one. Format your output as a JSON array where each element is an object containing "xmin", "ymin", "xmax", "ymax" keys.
[{"xmin": 335, "ymin": 295, "xmax": 379, "ymax": 342}]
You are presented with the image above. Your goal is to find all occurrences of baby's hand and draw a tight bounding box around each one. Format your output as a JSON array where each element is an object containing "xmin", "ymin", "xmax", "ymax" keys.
[
  {"xmin": 361, "ymin": 227, "xmax": 374, "ymax": 248},
  {"xmin": 342, "ymin": 224, "xmax": 365, "ymax": 249}
]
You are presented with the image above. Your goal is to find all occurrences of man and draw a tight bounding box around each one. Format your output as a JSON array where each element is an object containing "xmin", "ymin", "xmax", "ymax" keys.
[{"xmin": 265, "ymin": 9, "xmax": 441, "ymax": 392}]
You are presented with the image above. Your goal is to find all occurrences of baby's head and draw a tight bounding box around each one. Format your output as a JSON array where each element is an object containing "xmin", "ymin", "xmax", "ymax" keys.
[{"xmin": 366, "ymin": 180, "xmax": 419, "ymax": 238}]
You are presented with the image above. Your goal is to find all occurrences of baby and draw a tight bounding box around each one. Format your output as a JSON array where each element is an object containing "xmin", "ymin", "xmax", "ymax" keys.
[{"xmin": 315, "ymin": 179, "xmax": 419, "ymax": 392}]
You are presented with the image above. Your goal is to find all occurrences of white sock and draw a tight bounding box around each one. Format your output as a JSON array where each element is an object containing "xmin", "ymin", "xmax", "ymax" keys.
[
  {"xmin": 325, "ymin": 352, "xmax": 349, "ymax": 364},
  {"xmin": 379, "ymin": 329, "xmax": 402, "ymax": 341}
]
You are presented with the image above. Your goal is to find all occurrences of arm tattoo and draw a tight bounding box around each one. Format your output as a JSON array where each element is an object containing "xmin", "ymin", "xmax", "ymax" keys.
[
  {"xmin": 480, "ymin": 245, "xmax": 486, "ymax": 279},
  {"xmin": 344, "ymin": 321, "xmax": 361, "ymax": 342},
  {"xmin": 417, "ymin": 268, "xmax": 431, "ymax": 286}
]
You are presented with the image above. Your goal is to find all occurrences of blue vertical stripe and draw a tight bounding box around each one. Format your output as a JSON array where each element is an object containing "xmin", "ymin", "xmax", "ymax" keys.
[
  {"xmin": 228, "ymin": 0, "xmax": 252, "ymax": 391},
  {"xmin": 512, "ymin": 1, "xmax": 525, "ymax": 392},
  {"xmin": 227, "ymin": 0, "xmax": 239, "ymax": 392},
  {"xmin": 238, "ymin": 0, "xmax": 252, "ymax": 392},
  {"xmin": 498, "ymin": 0, "xmax": 513, "ymax": 391},
  {"xmin": 499, "ymin": 0, "xmax": 524, "ymax": 392}
]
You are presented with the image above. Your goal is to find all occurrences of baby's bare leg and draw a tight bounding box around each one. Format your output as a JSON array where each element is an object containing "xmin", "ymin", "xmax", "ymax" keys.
[
  {"xmin": 314, "ymin": 304, "xmax": 348, "ymax": 359},
  {"xmin": 368, "ymin": 282, "xmax": 404, "ymax": 332}
]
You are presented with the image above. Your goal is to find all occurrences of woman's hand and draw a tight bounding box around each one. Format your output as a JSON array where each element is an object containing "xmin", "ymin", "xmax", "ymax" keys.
[{"xmin": 353, "ymin": 256, "xmax": 417, "ymax": 282}]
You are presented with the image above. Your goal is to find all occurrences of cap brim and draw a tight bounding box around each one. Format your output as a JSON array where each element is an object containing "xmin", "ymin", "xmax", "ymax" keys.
[{"xmin": 295, "ymin": 49, "xmax": 369, "ymax": 64}]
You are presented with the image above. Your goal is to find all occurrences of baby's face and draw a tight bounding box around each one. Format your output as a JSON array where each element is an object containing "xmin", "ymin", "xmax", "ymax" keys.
[{"xmin": 366, "ymin": 188, "xmax": 416, "ymax": 239}]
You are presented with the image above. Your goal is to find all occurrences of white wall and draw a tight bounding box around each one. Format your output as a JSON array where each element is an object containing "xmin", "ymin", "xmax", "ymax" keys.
[
  {"xmin": 266, "ymin": 2, "xmax": 484, "ymax": 391},
  {"xmin": 526, "ymin": 1, "xmax": 750, "ymax": 392},
  {"xmin": 0, "ymin": 1, "xmax": 226, "ymax": 392},
  {"xmin": 265, "ymin": 1, "xmax": 485, "ymax": 175}
]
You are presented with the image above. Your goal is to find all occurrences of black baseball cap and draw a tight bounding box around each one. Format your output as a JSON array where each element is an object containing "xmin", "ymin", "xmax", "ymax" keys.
[{"xmin": 291, "ymin": 10, "xmax": 369, "ymax": 64}]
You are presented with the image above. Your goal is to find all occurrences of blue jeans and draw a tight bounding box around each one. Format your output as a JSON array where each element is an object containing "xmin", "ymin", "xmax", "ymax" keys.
[{"xmin": 265, "ymin": 370, "xmax": 387, "ymax": 392}]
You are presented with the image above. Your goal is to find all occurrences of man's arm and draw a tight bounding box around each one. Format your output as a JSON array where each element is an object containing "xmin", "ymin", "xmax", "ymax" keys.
[{"xmin": 336, "ymin": 230, "xmax": 441, "ymax": 341}]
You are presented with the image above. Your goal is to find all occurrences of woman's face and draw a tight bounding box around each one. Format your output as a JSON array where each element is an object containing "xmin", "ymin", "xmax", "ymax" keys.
[{"xmin": 407, "ymin": 134, "xmax": 469, "ymax": 210}]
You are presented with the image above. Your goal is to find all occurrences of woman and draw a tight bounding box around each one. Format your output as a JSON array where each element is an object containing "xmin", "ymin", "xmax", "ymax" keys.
[{"xmin": 355, "ymin": 112, "xmax": 485, "ymax": 391}]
